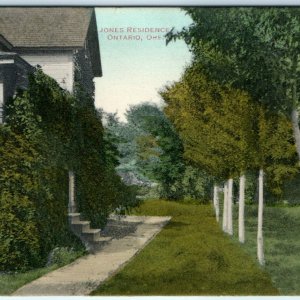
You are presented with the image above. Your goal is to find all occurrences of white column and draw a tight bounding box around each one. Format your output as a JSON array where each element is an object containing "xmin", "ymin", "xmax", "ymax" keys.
[
  {"xmin": 68, "ymin": 171, "xmax": 76, "ymax": 213},
  {"xmin": 257, "ymin": 169, "xmax": 265, "ymax": 266},
  {"xmin": 238, "ymin": 174, "xmax": 246, "ymax": 243}
]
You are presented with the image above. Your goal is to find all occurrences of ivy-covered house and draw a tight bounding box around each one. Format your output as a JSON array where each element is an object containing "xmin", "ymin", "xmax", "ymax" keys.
[
  {"xmin": 0, "ymin": 7, "xmax": 102, "ymax": 123},
  {"xmin": 0, "ymin": 8, "xmax": 133, "ymax": 270}
]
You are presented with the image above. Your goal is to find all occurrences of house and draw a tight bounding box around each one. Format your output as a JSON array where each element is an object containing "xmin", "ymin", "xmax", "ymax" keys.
[
  {"xmin": 0, "ymin": 7, "xmax": 102, "ymax": 122},
  {"xmin": 0, "ymin": 7, "xmax": 109, "ymax": 253}
]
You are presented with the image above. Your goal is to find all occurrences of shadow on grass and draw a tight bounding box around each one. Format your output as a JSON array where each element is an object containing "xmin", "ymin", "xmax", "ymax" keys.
[{"xmin": 164, "ymin": 221, "xmax": 189, "ymax": 229}]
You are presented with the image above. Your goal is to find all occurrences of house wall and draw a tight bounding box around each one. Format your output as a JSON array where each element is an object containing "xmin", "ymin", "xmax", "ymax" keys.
[
  {"xmin": 0, "ymin": 56, "xmax": 33, "ymax": 123},
  {"xmin": 0, "ymin": 62, "xmax": 20, "ymax": 103},
  {"xmin": 0, "ymin": 63, "xmax": 15, "ymax": 102},
  {"xmin": 86, "ymin": 10, "xmax": 102, "ymax": 78},
  {"xmin": 73, "ymin": 10, "xmax": 101, "ymax": 99},
  {"xmin": 74, "ymin": 44, "xmax": 95, "ymax": 98},
  {"xmin": 20, "ymin": 50, "xmax": 74, "ymax": 92}
]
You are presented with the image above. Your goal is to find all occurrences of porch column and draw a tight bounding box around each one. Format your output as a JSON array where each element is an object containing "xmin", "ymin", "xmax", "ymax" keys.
[{"xmin": 68, "ymin": 171, "xmax": 76, "ymax": 213}]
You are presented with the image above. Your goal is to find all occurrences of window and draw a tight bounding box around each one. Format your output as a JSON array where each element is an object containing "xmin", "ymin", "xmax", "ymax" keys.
[{"xmin": 0, "ymin": 82, "xmax": 3, "ymax": 124}]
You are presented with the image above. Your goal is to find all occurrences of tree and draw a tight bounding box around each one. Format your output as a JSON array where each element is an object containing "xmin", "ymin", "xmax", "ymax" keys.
[
  {"xmin": 103, "ymin": 103, "xmax": 213, "ymax": 201},
  {"xmin": 125, "ymin": 103, "xmax": 185, "ymax": 199},
  {"xmin": 161, "ymin": 63, "xmax": 258, "ymax": 235},
  {"xmin": 165, "ymin": 9, "xmax": 300, "ymax": 262},
  {"xmin": 255, "ymin": 107, "xmax": 298, "ymax": 264},
  {"xmin": 99, "ymin": 111, "xmax": 122, "ymax": 170},
  {"xmin": 161, "ymin": 59, "xmax": 298, "ymax": 256},
  {"xmin": 167, "ymin": 8, "xmax": 300, "ymax": 161}
]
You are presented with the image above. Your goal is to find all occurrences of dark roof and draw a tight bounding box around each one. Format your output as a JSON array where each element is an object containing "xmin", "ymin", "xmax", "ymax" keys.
[
  {"xmin": 0, "ymin": 50, "xmax": 34, "ymax": 68},
  {"xmin": 0, "ymin": 34, "xmax": 13, "ymax": 50},
  {"xmin": 0, "ymin": 7, "xmax": 92, "ymax": 48}
]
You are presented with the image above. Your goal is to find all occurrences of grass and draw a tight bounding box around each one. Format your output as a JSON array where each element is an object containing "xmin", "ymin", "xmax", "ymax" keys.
[
  {"xmin": 0, "ymin": 247, "xmax": 85, "ymax": 295},
  {"xmin": 232, "ymin": 204, "xmax": 300, "ymax": 295},
  {"xmin": 92, "ymin": 199, "xmax": 278, "ymax": 296},
  {"xmin": 0, "ymin": 266, "xmax": 58, "ymax": 295}
]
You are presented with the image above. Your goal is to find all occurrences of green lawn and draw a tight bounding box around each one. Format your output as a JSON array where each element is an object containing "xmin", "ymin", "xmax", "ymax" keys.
[
  {"xmin": 0, "ymin": 248, "xmax": 85, "ymax": 295},
  {"xmin": 232, "ymin": 204, "xmax": 300, "ymax": 295},
  {"xmin": 92, "ymin": 200, "xmax": 278, "ymax": 296},
  {"xmin": 0, "ymin": 265, "xmax": 57, "ymax": 295}
]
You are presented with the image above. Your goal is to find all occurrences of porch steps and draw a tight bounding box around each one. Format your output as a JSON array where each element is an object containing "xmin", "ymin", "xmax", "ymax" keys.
[{"xmin": 68, "ymin": 213, "xmax": 112, "ymax": 253}]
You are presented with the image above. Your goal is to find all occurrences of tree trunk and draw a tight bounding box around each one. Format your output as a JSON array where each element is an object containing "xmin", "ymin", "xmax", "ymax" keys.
[
  {"xmin": 213, "ymin": 185, "xmax": 220, "ymax": 223},
  {"xmin": 257, "ymin": 169, "xmax": 265, "ymax": 266},
  {"xmin": 215, "ymin": 187, "xmax": 220, "ymax": 223},
  {"xmin": 291, "ymin": 108, "xmax": 300, "ymax": 161},
  {"xmin": 227, "ymin": 178, "xmax": 233, "ymax": 236},
  {"xmin": 213, "ymin": 185, "xmax": 217, "ymax": 212},
  {"xmin": 238, "ymin": 174, "xmax": 245, "ymax": 243},
  {"xmin": 222, "ymin": 182, "xmax": 228, "ymax": 232}
]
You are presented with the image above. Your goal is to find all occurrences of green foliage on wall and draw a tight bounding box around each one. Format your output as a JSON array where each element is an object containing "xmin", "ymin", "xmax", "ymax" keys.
[
  {"xmin": 0, "ymin": 128, "xmax": 41, "ymax": 271},
  {"xmin": 0, "ymin": 68, "xmax": 136, "ymax": 271}
]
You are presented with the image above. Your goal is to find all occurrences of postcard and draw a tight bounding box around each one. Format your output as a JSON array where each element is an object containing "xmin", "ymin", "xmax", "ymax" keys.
[{"xmin": 0, "ymin": 5, "xmax": 299, "ymax": 297}]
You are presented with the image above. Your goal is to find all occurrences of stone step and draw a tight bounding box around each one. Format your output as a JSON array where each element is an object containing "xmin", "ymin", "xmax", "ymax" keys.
[
  {"xmin": 81, "ymin": 228, "xmax": 101, "ymax": 242},
  {"xmin": 68, "ymin": 213, "xmax": 113, "ymax": 252},
  {"xmin": 88, "ymin": 236, "xmax": 113, "ymax": 253},
  {"xmin": 94, "ymin": 236, "xmax": 112, "ymax": 242},
  {"xmin": 71, "ymin": 221, "xmax": 90, "ymax": 234},
  {"xmin": 68, "ymin": 213, "xmax": 81, "ymax": 223}
]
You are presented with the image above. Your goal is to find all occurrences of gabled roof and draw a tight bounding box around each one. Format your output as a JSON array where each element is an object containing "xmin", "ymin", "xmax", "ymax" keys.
[
  {"xmin": 0, "ymin": 34, "xmax": 13, "ymax": 51},
  {"xmin": 0, "ymin": 7, "xmax": 92, "ymax": 48},
  {"xmin": 0, "ymin": 51, "xmax": 34, "ymax": 70}
]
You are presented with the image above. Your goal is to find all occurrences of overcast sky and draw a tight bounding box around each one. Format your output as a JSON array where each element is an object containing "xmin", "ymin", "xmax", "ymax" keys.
[{"xmin": 94, "ymin": 7, "xmax": 192, "ymax": 121}]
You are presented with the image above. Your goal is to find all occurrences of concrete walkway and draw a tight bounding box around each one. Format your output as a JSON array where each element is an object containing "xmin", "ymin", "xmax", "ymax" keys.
[{"xmin": 13, "ymin": 215, "xmax": 171, "ymax": 296}]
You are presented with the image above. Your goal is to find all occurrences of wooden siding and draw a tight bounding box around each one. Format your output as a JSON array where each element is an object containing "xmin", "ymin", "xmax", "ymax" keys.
[{"xmin": 21, "ymin": 51, "xmax": 74, "ymax": 92}]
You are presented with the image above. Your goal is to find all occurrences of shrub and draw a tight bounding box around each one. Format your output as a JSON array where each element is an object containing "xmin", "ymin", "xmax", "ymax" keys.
[
  {"xmin": 0, "ymin": 192, "xmax": 40, "ymax": 272},
  {"xmin": 46, "ymin": 247, "xmax": 85, "ymax": 267},
  {"xmin": 0, "ymin": 128, "xmax": 41, "ymax": 271}
]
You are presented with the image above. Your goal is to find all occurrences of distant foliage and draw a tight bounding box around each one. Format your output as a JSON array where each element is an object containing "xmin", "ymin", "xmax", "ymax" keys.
[
  {"xmin": 181, "ymin": 166, "xmax": 213, "ymax": 203},
  {"xmin": 103, "ymin": 103, "xmax": 213, "ymax": 201}
]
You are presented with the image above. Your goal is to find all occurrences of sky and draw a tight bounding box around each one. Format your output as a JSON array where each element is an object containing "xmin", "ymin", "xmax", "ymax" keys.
[{"xmin": 94, "ymin": 8, "xmax": 193, "ymax": 121}]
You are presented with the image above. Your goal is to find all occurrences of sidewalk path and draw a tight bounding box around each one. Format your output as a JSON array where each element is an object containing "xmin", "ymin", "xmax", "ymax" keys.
[{"xmin": 13, "ymin": 215, "xmax": 171, "ymax": 296}]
